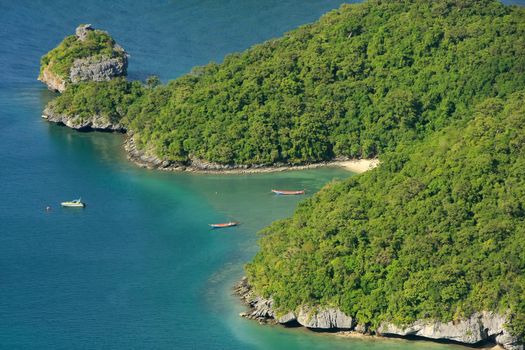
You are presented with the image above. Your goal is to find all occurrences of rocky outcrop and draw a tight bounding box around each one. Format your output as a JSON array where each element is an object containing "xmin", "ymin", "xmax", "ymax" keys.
[
  {"xmin": 38, "ymin": 24, "xmax": 127, "ymax": 92},
  {"xmin": 39, "ymin": 66, "xmax": 67, "ymax": 92},
  {"xmin": 378, "ymin": 312, "xmax": 523, "ymax": 350},
  {"xmin": 234, "ymin": 277, "xmax": 353, "ymax": 329},
  {"xmin": 70, "ymin": 24, "xmax": 127, "ymax": 84},
  {"xmin": 124, "ymin": 136, "xmax": 372, "ymax": 174},
  {"xmin": 235, "ymin": 277, "xmax": 277, "ymax": 324},
  {"xmin": 69, "ymin": 55, "xmax": 127, "ymax": 84},
  {"xmin": 41, "ymin": 107, "xmax": 125, "ymax": 132},
  {"xmin": 124, "ymin": 136, "xmax": 178, "ymax": 170},
  {"xmin": 297, "ymin": 307, "xmax": 354, "ymax": 329},
  {"xmin": 75, "ymin": 24, "xmax": 93, "ymax": 41},
  {"xmin": 234, "ymin": 277, "xmax": 523, "ymax": 350}
]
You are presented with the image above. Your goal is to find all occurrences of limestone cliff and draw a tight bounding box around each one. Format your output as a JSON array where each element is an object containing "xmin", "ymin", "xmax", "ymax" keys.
[
  {"xmin": 378, "ymin": 313, "xmax": 523, "ymax": 350},
  {"xmin": 38, "ymin": 24, "xmax": 127, "ymax": 92},
  {"xmin": 234, "ymin": 277, "xmax": 523, "ymax": 350},
  {"xmin": 39, "ymin": 66, "xmax": 67, "ymax": 92},
  {"xmin": 41, "ymin": 106, "xmax": 125, "ymax": 132}
]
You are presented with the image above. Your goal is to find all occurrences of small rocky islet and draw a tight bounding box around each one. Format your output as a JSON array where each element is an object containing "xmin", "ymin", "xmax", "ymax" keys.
[{"xmin": 39, "ymin": 24, "xmax": 127, "ymax": 93}]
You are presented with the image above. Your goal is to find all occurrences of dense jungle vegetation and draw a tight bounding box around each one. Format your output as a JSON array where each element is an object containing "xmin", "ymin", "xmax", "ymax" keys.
[
  {"xmin": 246, "ymin": 91, "xmax": 525, "ymax": 340},
  {"xmin": 42, "ymin": 0, "xmax": 525, "ymax": 341},
  {"xmin": 47, "ymin": 0, "xmax": 525, "ymax": 165}
]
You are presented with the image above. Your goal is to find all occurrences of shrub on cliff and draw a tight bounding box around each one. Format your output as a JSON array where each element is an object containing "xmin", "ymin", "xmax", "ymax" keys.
[{"xmin": 46, "ymin": 78, "xmax": 143, "ymax": 125}]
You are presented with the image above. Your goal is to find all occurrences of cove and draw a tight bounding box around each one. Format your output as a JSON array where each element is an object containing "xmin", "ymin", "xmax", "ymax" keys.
[{"xmin": 2, "ymin": 0, "xmax": 522, "ymax": 348}]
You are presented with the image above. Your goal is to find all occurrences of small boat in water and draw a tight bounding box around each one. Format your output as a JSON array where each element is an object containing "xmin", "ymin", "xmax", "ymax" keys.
[
  {"xmin": 209, "ymin": 222, "xmax": 239, "ymax": 228},
  {"xmin": 271, "ymin": 189, "xmax": 305, "ymax": 195},
  {"xmin": 61, "ymin": 198, "xmax": 85, "ymax": 208}
]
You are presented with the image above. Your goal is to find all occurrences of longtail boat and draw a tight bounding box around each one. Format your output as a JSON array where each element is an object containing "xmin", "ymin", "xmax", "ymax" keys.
[
  {"xmin": 271, "ymin": 189, "xmax": 305, "ymax": 195},
  {"xmin": 209, "ymin": 221, "xmax": 239, "ymax": 228}
]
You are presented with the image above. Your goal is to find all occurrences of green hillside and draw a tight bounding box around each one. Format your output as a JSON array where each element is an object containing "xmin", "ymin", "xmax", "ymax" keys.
[
  {"xmin": 246, "ymin": 92, "xmax": 525, "ymax": 340},
  {"xmin": 42, "ymin": 1, "xmax": 525, "ymax": 341},
  {"xmin": 46, "ymin": 0, "xmax": 525, "ymax": 165}
]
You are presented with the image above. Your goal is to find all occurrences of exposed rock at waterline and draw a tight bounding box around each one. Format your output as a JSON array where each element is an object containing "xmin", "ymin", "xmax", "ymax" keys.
[
  {"xmin": 41, "ymin": 107, "xmax": 125, "ymax": 132},
  {"xmin": 378, "ymin": 312, "xmax": 523, "ymax": 350},
  {"xmin": 234, "ymin": 277, "xmax": 276, "ymax": 324},
  {"xmin": 297, "ymin": 307, "xmax": 354, "ymax": 329},
  {"xmin": 235, "ymin": 277, "xmax": 522, "ymax": 350},
  {"xmin": 277, "ymin": 312, "xmax": 297, "ymax": 325},
  {"xmin": 234, "ymin": 277, "xmax": 353, "ymax": 329},
  {"xmin": 124, "ymin": 136, "xmax": 175, "ymax": 170},
  {"xmin": 39, "ymin": 66, "xmax": 67, "ymax": 92}
]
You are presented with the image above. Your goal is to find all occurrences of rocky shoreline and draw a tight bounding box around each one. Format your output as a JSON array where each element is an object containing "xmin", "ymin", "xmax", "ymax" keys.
[
  {"xmin": 41, "ymin": 107, "xmax": 126, "ymax": 132},
  {"xmin": 40, "ymin": 107, "xmax": 378, "ymax": 174},
  {"xmin": 234, "ymin": 277, "xmax": 523, "ymax": 350},
  {"xmin": 124, "ymin": 134, "xmax": 378, "ymax": 174}
]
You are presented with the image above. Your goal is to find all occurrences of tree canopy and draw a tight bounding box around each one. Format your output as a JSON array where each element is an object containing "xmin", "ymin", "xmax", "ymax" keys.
[
  {"xmin": 43, "ymin": 0, "xmax": 525, "ymax": 341},
  {"xmin": 46, "ymin": 0, "xmax": 525, "ymax": 166},
  {"xmin": 246, "ymin": 91, "xmax": 525, "ymax": 341}
]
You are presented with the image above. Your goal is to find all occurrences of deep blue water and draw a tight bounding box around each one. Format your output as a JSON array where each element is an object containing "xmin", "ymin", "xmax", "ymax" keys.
[{"xmin": 0, "ymin": 1, "xmax": 523, "ymax": 349}]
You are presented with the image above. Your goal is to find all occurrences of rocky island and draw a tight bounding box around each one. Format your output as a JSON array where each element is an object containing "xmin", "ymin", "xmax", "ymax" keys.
[
  {"xmin": 38, "ymin": 24, "xmax": 127, "ymax": 92},
  {"xmin": 38, "ymin": 1, "xmax": 525, "ymax": 349}
]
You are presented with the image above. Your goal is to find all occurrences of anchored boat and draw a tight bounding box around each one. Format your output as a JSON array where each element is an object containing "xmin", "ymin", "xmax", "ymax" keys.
[
  {"xmin": 61, "ymin": 198, "xmax": 85, "ymax": 208},
  {"xmin": 209, "ymin": 222, "xmax": 239, "ymax": 228},
  {"xmin": 271, "ymin": 189, "xmax": 305, "ymax": 195}
]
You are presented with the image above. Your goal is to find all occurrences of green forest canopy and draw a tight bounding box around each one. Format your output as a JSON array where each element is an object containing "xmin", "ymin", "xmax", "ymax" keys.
[
  {"xmin": 47, "ymin": 0, "xmax": 525, "ymax": 166},
  {"xmin": 43, "ymin": 0, "xmax": 525, "ymax": 341},
  {"xmin": 246, "ymin": 91, "xmax": 525, "ymax": 340}
]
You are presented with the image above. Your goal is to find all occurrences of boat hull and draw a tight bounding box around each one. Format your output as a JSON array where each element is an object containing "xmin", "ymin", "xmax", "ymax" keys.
[
  {"xmin": 271, "ymin": 189, "xmax": 305, "ymax": 195},
  {"xmin": 209, "ymin": 222, "xmax": 238, "ymax": 228},
  {"xmin": 61, "ymin": 202, "xmax": 85, "ymax": 208}
]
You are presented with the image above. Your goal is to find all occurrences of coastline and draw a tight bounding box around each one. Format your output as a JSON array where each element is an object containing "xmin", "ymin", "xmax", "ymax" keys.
[
  {"xmin": 233, "ymin": 278, "xmax": 519, "ymax": 350},
  {"xmin": 124, "ymin": 135, "xmax": 379, "ymax": 175},
  {"xmin": 40, "ymin": 110, "xmax": 379, "ymax": 175},
  {"xmin": 331, "ymin": 332, "xmax": 505, "ymax": 350}
]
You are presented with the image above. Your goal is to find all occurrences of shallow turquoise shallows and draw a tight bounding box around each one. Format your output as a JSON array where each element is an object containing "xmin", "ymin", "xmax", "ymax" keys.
[{"xmin": 1, "ymin": 1, "xmax": 523, "ymax": 349}]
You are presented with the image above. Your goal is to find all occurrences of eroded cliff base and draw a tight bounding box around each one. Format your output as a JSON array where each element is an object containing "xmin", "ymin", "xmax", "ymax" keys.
[{"xmin": 234, "ymin": 277, "xmax": 523, "ymax": 350}]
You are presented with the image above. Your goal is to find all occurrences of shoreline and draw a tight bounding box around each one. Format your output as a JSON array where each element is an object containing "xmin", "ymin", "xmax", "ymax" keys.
[
  {"xmin": 40, "ymin": 114, "xmax": 379, "ymax": 175},
  {"xmin": 233, "ymin": 278, "xmax": 515, "ymax": 350},
  {"xmin": 124, "ymin": 135, "xmax": 379, "ymax": 175},
  {"xmin": 331, "ymin": 331, "xmax": 505, "ymax": 350}
]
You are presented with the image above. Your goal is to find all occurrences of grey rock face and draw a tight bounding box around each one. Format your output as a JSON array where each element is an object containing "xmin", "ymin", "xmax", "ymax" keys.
[
  {"xmin": 39, "ymin": 66, "xmax": 66, "ymax": 92},
  {"xmin": 41, "ymin": 107, "xmax": 125, "ymax": 132},
  {"xmin": 234, "ymin": 278, "xmax": 522, "ymax": 350},
  {"xmin": 124, "ymin": 136, "xmax": 174, "ymax": 170},
  {"xmin": 378, "ymin": 312, "xmax": 523, "ymax": 350},
  {"xmin": 233, "ymin": 277, "xmax": 276, "ymax": 324},
  {"xmin": 354, "ymin": 323, "xmax": 368, "ymax": 334},
  {"xmin": 39, "ymin": 24, "xmax": 127, "ymax": 92},
  {"xmin": 297, "ymin": 307, "xmax": 354, "ymax": 329},
  {"xmin": 70, "ymin": 55, "xmax": 127, "ymax": 83},
  {"xmin": 277, "ymin": 312, "xmax": 297, "ymax": 324},
  {"xmin": 250, "ymin": 297, "xmax": 275, "ymax": 319},
  {"xmin": 75, "ymin": 24, "xmax": 93, "ymax": 41}
]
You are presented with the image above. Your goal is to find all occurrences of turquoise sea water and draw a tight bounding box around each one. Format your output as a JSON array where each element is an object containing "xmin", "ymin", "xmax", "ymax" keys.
[{"xmin": 1, "ymin": 1, "xmax": 523, "ymax": 349}]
